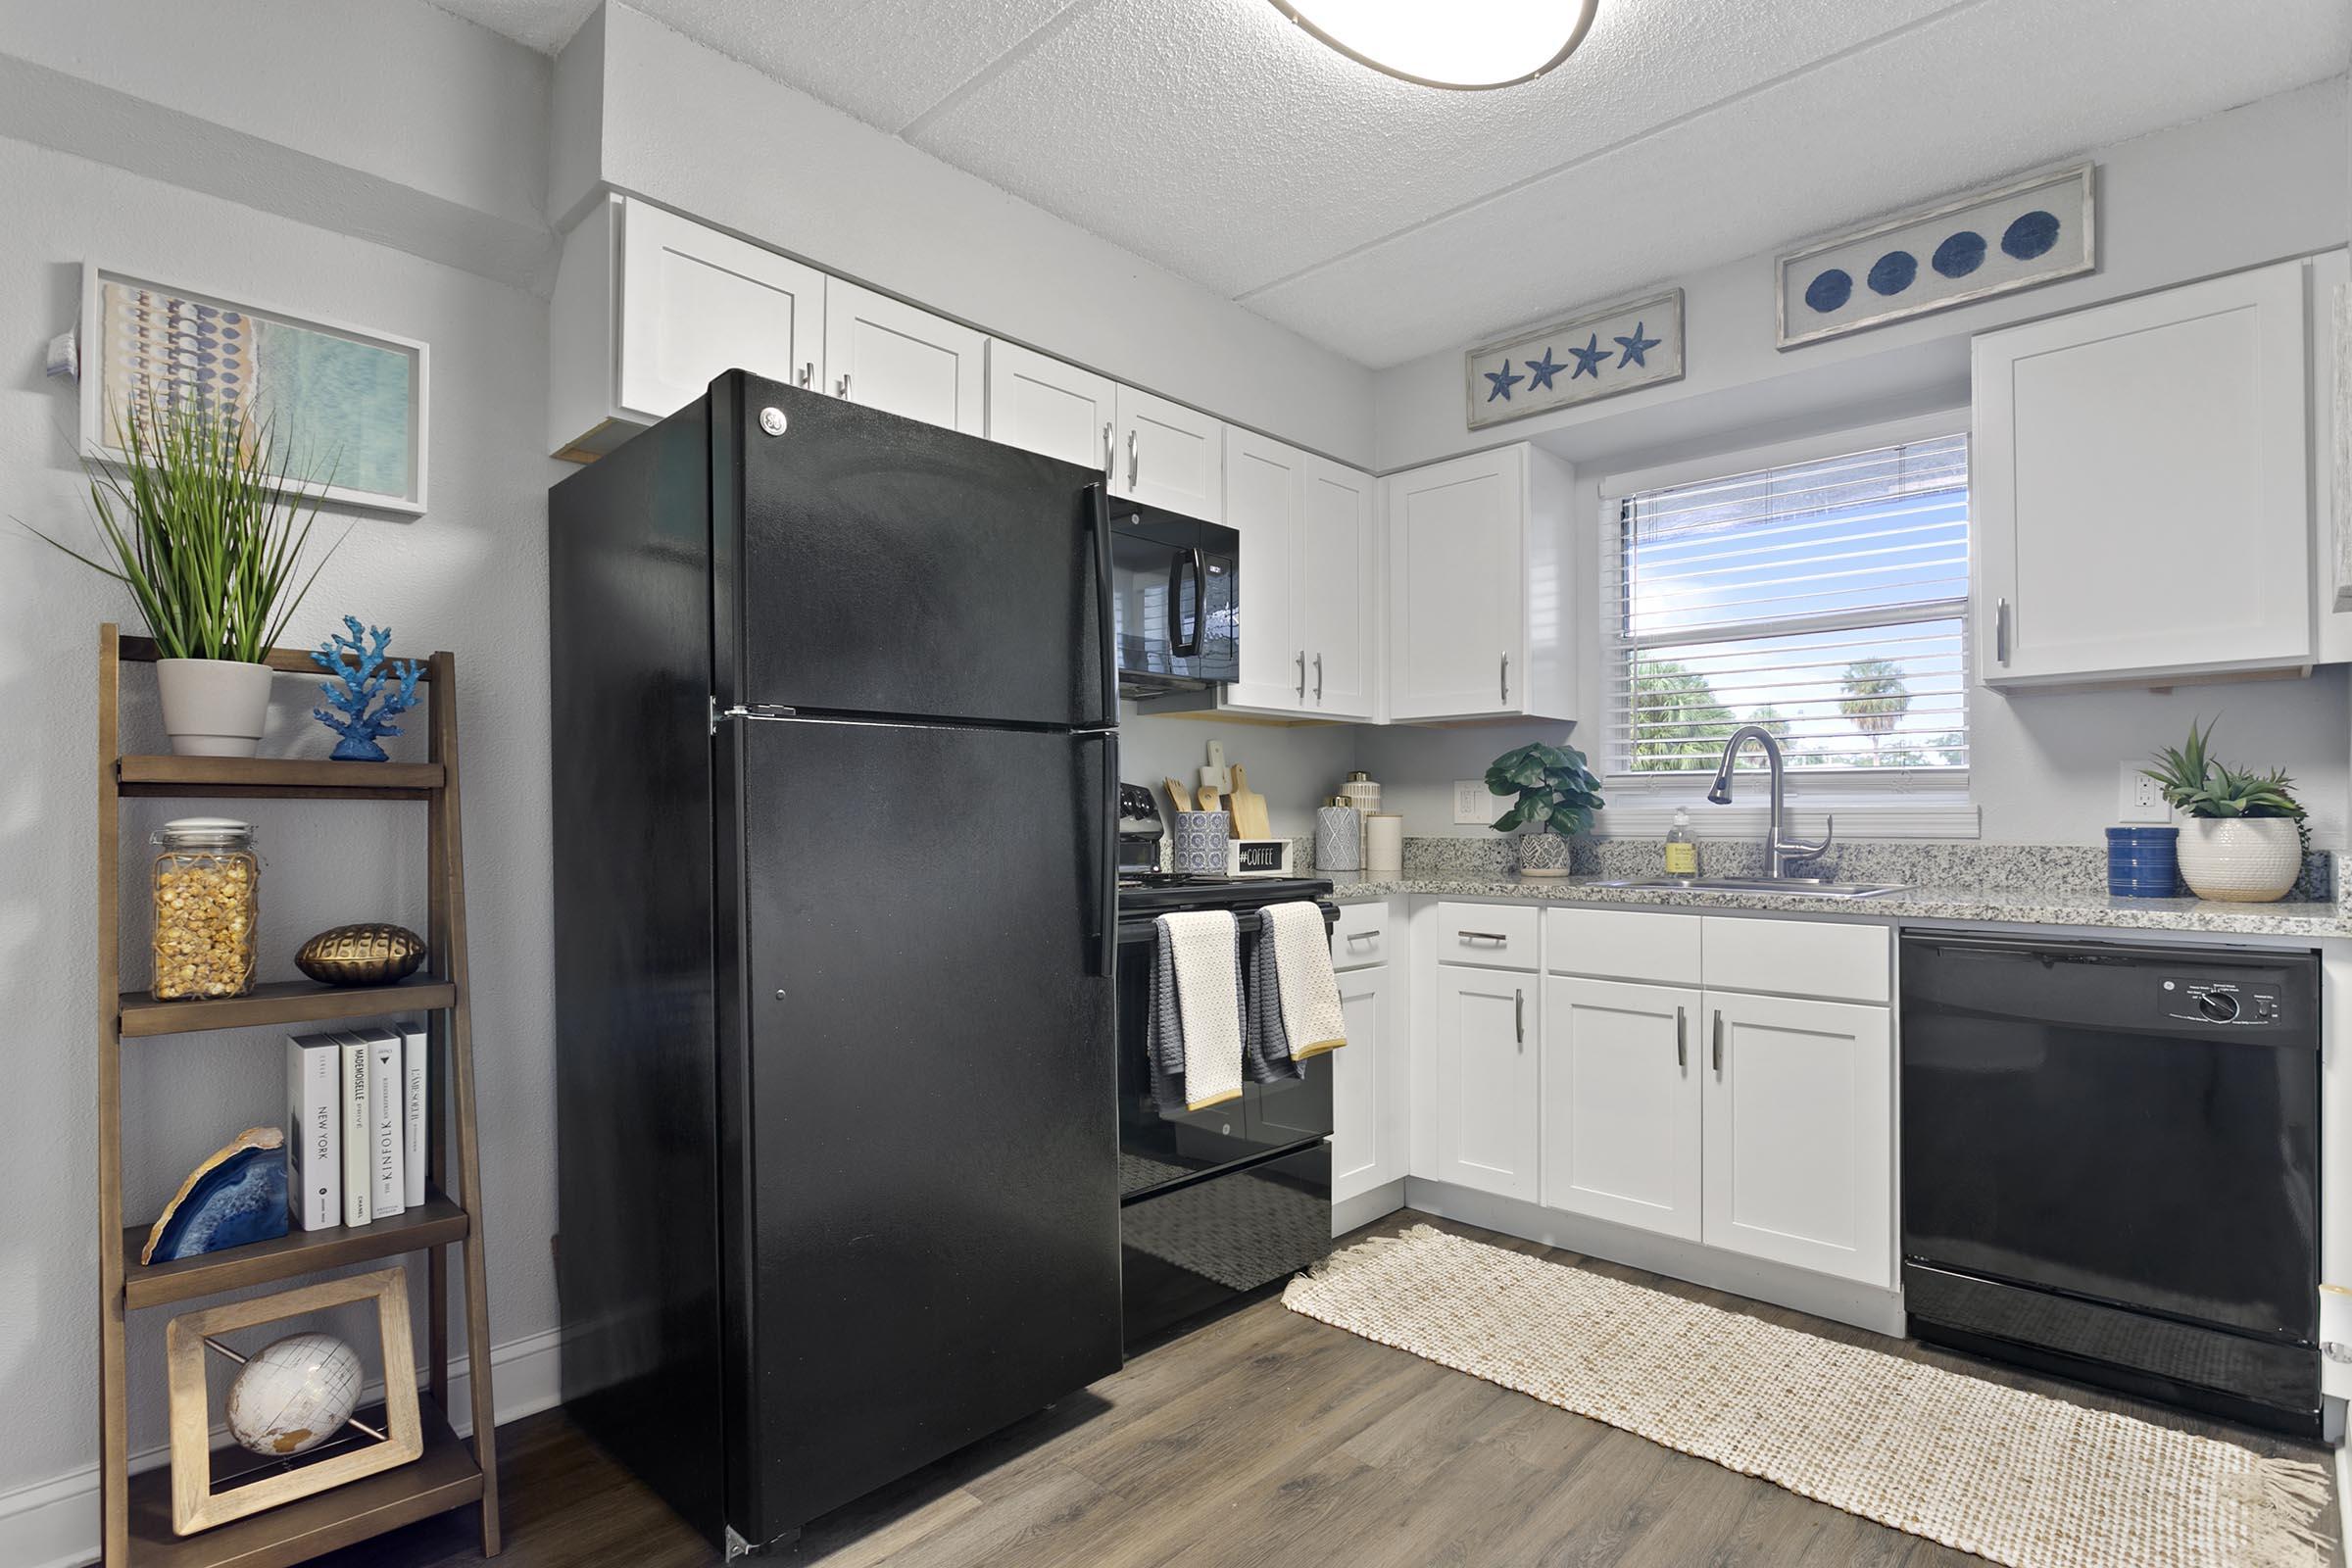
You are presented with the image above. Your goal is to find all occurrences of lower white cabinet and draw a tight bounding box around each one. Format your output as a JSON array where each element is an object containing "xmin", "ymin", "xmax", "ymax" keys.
[
  {"xmin": 1331, "ymin": 964, "xmax": 1397, "ymax": 1201},
  {"xmin": 1699, "ymin": 990, "xmax": 1892, "ymax": 1285},
  {"xmin": 1541, "ymin": 977, "xmax": 1703, "ymax": 1242},
  {"xmin": 1432, "ymin": 964, "xmax": 1540, "ymax": 1201}
]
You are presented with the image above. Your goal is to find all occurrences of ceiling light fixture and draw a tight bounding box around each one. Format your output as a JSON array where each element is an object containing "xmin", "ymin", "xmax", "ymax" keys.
[{"xmin": 1269, "ymin": 0, "xmax": 1598, "ymax": 90}]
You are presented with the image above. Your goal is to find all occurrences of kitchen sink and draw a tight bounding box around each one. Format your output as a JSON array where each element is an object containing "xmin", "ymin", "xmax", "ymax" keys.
[{"xmin": 1582, "ymin": 876, "xmax": 1912, "ymax": 901}]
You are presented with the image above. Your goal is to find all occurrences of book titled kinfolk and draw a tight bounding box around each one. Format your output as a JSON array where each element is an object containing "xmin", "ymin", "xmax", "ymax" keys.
[
  {"xmin": 400, "ymin": 1018, "xmax": 428, "ymax": 1208},
  {"xmin": 337, "ymin": 1031, "xmax": 373, "ymax": 1228},
  {"xmin": 285, "ymin": 1031, "xmax": 342, "ymax": 1231},
  {"xmin": 367, "ymin": 1027, "xmax": 407, "ymax": 1219}
]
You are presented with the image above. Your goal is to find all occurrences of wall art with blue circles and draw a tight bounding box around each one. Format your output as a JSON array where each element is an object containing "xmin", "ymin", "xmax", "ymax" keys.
[{"xmin": 1775, "ymin": 165, "xmax": 2095, "ymax": 350}]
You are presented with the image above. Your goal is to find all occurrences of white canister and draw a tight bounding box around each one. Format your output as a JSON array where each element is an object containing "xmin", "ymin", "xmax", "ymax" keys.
[{"xmin": 1364, "ymin": 812, "xmax": 1403, "ymax": 875}]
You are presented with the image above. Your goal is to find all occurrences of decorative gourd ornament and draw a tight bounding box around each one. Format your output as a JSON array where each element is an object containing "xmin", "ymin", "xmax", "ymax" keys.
[{"xmin": 296, "ymin": 922, "xmax": 426, "ymax": 987}]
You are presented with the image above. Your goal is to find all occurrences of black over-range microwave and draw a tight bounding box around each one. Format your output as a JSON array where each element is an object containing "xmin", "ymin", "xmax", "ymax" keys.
[{"xmin": 1108, "ymin": 500, "xmax": 1239, "ymax": 696}]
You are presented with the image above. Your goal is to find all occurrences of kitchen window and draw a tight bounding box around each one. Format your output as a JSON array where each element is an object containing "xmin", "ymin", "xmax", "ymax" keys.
[{"xmin": 1599, "ymin": 426, "xmax": 1973, "ymax": 827}]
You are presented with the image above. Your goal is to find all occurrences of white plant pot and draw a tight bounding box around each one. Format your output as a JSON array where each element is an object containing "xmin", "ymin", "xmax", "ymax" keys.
[
  {"xmin": 155, "ymin": 659, "xmax": 274, "ymax": 758},
  {"xmin": 2175, "ymin": 817, "xmax": 2302, "ymax": 903}
]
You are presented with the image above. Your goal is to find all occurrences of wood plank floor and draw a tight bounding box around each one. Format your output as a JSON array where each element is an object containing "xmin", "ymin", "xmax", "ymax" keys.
[{"xmin": 308, "ymin": 1211, "xmax": 2336, "ymax": 1568}]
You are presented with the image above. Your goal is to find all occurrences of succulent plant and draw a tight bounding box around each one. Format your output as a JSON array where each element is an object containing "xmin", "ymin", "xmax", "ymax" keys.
[{"xmin": 2141, "ymin": 718, "xmax": 2307, "ymax": 827}]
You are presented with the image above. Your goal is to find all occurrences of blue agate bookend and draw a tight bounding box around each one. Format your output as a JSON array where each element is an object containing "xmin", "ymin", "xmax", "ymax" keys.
[
  {"xmin": 311, "ymin": 615, "xmax": 423, "ymax": 762},
  {"xmin": 141, "ymin": 1126, "xmax": 291, "ymax": 1264}
]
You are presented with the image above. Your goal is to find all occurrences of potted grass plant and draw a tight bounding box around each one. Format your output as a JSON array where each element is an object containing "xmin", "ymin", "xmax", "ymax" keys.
[
  {"xmin": 28, "ymin": 392, "xmax": 337, "ymax": 757},
  {"xmin": 1486, "ymin": 740, "xmax": 1604, "ymax": 877},
  {"xmin": 2141, "ymin": 718, "xmax": 2308, "ymax": 903}
]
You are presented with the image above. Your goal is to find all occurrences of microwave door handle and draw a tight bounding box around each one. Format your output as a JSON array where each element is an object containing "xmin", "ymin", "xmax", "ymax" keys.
[
  {"xmin": 1168, "ymin": 551, "xmax": 1200, "ymax": 658},
  {"xmin": 1086, "ymin": 484, "xmax": 1116, "ymax": 724},
  {"xmin": 1188, "ymin": 548, "xmax": 1208, "ymax": 660}
]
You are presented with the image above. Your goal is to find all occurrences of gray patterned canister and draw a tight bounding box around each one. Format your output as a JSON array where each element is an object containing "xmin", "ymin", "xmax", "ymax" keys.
[
  {"xmin": 1171, "ymin": 810, "xmax": 1230, "ymax": 873},
  {"xmin": 1316, "ymin": 802, "xmax": 1362, "ymax": 871}
]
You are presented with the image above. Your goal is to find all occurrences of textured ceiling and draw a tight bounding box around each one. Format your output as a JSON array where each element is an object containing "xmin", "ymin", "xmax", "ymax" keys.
[{"xmin": 432, "ymin": 0, "xmax": 2352, "ymax": 368}]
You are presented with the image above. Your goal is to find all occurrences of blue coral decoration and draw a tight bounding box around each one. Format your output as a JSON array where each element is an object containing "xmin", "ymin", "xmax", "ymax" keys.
[{"xmin": 311, "ymin": 615, "xmax": 422, "ymax": 762}]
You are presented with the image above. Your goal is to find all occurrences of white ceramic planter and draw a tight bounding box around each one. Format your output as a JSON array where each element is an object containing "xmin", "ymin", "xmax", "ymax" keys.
[
  {"xmin": 2175, "ymin": 817, "xmax": 2302, "ymax": 903},
  {"xmin": 155, "ymin": 659, "xmax": 274, "ymax": 758},
  {"xmin": 1516, "ymin": 831, "xmax": 1573, "ymax": 877}
]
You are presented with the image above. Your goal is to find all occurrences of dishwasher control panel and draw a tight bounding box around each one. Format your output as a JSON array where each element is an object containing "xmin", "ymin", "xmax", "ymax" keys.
[{"xmin": 2162, "ymin": 975, "xmax": 2282, "ymax": 1026}]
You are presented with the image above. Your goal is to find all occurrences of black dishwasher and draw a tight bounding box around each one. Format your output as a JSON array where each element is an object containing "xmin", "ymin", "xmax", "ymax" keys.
[{"xmin": 1899, "ymin": 934, "xmax": 2321, "ymax": 1434}]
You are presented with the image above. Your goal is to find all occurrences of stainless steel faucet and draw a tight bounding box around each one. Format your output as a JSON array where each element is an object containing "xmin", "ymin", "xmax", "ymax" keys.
[{"xmin": 1706, "ymin": 725, "xmax": 1832, "ymax": 878}]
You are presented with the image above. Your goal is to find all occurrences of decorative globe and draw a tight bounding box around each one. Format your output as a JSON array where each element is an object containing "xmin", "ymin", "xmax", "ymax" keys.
[{"xmin": 224, "ymin": 1332, "xmax": 363, "ymax": 1456}]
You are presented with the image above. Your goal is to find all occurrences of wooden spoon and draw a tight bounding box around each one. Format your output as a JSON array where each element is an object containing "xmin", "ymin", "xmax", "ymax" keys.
[{"xmin": 1163, "ymin": 777, "xmax": 1194, "ymax": 813}]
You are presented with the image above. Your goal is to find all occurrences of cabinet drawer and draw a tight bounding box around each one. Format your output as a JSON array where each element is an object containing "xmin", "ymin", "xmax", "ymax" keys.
[
  {"xmin": 1332, "ymin": 902, "xmax": 1390, "ymax": 970},
  {"xmin": 1701, "ymin": 916, "xmax": 1889, "ymax": 1004},
  {"xmin": 1435, "ymin": 902, "xmax": 1540, "ymax": 970},
  {"xmin": 1545, "ymin": 907, "xmax": 1701, "ymax": 987}
]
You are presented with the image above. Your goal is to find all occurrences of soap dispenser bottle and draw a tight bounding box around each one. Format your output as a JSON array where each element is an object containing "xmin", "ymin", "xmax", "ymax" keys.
[{"xmin": 1664, "ymin": 808, "xmax": 1698, "ymax": 877}]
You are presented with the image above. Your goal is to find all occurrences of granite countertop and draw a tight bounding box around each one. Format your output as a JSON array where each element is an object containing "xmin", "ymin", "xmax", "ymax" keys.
[{"xmin": 1321, "ymin": 871, "xmax": 2350, "ymax": 938}]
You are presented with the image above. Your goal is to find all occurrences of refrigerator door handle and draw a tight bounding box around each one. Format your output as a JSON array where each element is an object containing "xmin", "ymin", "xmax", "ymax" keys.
[
  {"xmin": 1085, "ymin": 484, "xmax": 1116, "ymax": 726},
  {"xmin": 1081, "ymin": 728, "xmax": 1119, "ymax": 977}
]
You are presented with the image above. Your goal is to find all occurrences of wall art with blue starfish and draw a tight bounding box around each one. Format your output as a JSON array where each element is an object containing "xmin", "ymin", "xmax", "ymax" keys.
[
  {"xmin": 1465, "ymin": 287, "xmax": 1684, "ymax": 431},
  {"xmin": 1776, "ymin": 164, "xmax": 2094, "ymax": 350}
]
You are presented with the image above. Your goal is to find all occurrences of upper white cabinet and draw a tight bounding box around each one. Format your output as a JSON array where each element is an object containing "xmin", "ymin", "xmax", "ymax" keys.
[
  {"xmin": 824, "ymin": 280, "xmax": 986, "ymax": 435},
  {"xmin": 1114, "ymin": 387, "xmax": 1224, "ymax": 521},
  {"xmin": 1974, "ymin": 259, "xmax": 2312, "ymax": 687},
  {"xmin": 1700, "ymin": 990, "xmax": 1891, "ymax": 1287},
  {"xmin": 1224, "ymin": 428, "xmax": 1308, "ymax": 710},
  {"xmin": 551, "ymin": 196, "xmax": 825, "ymax": 458},
  {"xmin": 1431, "ymin": 963, "xmax": 1540, "ymax": 1201},
  {"xmin": 1299, "ymin": 457, "xmax": 1379, "ymax": 720},
  {"xmin": 985, "ymin": 340, "xmax": 1115, "ymax": 472},
  {"xmin": 1384, "ymin": 444, "xmax": 1578, "ymax": 722},
  {"xmin": 1542, "ymin": 976, "xmax": 1702, "ymax": 1243}
]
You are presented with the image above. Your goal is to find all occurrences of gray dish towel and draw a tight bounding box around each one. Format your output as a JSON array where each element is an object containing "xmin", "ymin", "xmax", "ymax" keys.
[{"xmin": 1147, "ymin": 917, "xmax": 1303, "ymax": 1115}]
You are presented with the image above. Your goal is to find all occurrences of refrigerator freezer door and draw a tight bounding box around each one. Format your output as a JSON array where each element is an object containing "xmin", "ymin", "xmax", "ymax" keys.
[
  {"xmin": 721, "ymin": 375, "xmax": 1110, "ymax": 727},
  {"xmin": 725, "ymin": 715, "xmax": 1121, "ymax": 1538}
]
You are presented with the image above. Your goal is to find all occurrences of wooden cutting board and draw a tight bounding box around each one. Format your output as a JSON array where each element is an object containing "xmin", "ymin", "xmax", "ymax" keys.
[{"xmin": 1228, "ymin": 763, "xmax": 1272, "ymax": 840}]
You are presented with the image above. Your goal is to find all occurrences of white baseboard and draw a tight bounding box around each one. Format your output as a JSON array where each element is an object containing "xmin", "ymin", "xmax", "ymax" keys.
[
  {"xmin": 0, "ymin": 1328, "xmax": 562, "ymax": 1568},
  {"xmin": 1403, "ymin": 1177, "xmax": 1909, "ymax": 1339}
]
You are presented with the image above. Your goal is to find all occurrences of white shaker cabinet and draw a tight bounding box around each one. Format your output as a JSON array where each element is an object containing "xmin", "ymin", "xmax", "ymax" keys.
[
  {"xmin": 985, "ymin": 339, "xmax": 1115, "ymax": 472},
  {"xmin": 1699, "ymin": 990, "xmax": 1892, "ymax": 1287},
  {"xmin": 1299, "ymin": 457, "xmax": 1379, "ymax": 720},
  {"xmin": 551, "ymin": 195, "xmax": 827, "ymax": 458},
  {"xmin": 1384, "ymin": 443, "xmax": 1578, "ymax": 721},
  {"xmin": 1223, "ymin": 428, "xmax": 1310, "ymax": 710},
  {"xmin": 823, "ymin": 280, "xmax": 986, "ymax": 436},
  {"xmin": 1432, "ymin": 963, "xmax": 1540, "ymax": 1201},
  {"xmin": 1114, "ymin": 386, "xmax": 1224, "ymax": 522},
  {"xmin": 1541, "ymin": 976, "xmax": 1703, "ymax": 1243},
  {"xmin": 1332, "ymin": 965, "xmax": 1400, "ymax": 1204},
  {"xmin": 1974, "ymin": 258, "xmax": 2312, "ymax": 687}
]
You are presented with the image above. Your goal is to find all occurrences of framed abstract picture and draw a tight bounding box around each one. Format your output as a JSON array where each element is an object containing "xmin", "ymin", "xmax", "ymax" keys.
[
  {"xmin": 79, "ymin": 266, "xmax": 429, "ymax": 514},
  {"xmin": 1776, "ymin": 165, "xmax": 2096, "ymax": 350}
]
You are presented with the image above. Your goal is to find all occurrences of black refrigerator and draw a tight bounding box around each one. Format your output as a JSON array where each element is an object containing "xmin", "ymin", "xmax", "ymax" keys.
[{"xmin": 548, "ymin": 372, "xmax": 1122, "ymax": 1554}]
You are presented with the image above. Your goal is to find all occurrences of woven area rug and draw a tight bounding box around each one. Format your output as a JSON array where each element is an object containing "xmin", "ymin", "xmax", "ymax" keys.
[{"xmin": 1284, "ymin": 1225, "xmax": 2334, "ymax": 1568}]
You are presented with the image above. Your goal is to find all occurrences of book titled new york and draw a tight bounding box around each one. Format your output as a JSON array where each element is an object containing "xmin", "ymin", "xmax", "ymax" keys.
[
  {"xmin": 367, "ymin": 1027, "xmax": 407, "ymax": 1219},
  {"xmin": 284, "ymin": 1030, "xmax": 341, "ymax": 1231},
  {"xmin": 336, "ymin": 1031, "xmax": 372, "ymax": 1228},
  {"xmin": 400, "ymin": 1018, "xmax": 428, "ymax": 1208}
]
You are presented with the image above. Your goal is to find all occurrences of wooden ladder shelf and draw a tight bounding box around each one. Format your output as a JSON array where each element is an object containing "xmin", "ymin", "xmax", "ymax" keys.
[{"xmin": 94, "ymin": 625, "xmax": 501, "ymax": 1567}]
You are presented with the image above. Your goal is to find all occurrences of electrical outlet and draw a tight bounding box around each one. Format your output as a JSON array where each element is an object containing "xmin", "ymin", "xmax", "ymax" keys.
[
  {"xmin": 1453, "ymin": 780, "xmax": 1492, "ymax": 824},
  {"xmin": 2117, "ymin": 761, "xmax": 2172, "ymax": 823}
]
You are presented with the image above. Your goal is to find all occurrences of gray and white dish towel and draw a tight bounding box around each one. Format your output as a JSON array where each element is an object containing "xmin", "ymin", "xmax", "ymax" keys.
[{"xmin": 1148, "ymin": 905, "xmax": 1347, "ymax": 1116}]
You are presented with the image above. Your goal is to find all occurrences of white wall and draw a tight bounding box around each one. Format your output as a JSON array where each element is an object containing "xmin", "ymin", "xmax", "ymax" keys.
[
  {"xmin": 0, "ymin": 131, "xmax": 560, "ymax": 1538},
  {"xmin": 565, "ymin": 3, "xmax": 1379, "ymax": 467},
  {"xmin": 1119, "ymin": 711, "xmax": 1360, "ymax": 839},
  {"xmin": 1375, "ymin": 75, "xmax": 2351, "ymax": 472}
]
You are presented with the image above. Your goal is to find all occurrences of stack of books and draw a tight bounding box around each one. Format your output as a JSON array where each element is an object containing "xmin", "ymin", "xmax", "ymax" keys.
[{"xmin": 285, "ymin": 1021, "xmax": 428, "ymax": 1230}]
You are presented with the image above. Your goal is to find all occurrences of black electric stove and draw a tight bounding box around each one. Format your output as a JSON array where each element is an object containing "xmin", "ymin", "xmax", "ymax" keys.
[{"xmin": 1115, "ymin": 871, "xmax": 1337, "ymax": 1347}]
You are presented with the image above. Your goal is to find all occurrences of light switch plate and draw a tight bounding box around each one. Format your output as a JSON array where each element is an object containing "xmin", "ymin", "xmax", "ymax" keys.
[
  {"xmin": 1454, "ymin": 780, "xmax": 1495, "ymax": 825},
  {"xmin": 2116, "ymin": 762, "xmax": 2172, "ymax": 823}
]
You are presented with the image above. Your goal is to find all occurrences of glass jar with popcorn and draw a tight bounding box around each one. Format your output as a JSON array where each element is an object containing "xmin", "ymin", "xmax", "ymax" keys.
[{"xmin": 151, "ymin": 818, "xmax": 259, "ymax": 1001}]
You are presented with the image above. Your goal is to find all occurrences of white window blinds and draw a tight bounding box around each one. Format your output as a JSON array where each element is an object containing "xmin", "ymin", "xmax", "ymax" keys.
[{"xmin": 1603, "ymin": 434, "xmax": 1970, "ymax": 777}]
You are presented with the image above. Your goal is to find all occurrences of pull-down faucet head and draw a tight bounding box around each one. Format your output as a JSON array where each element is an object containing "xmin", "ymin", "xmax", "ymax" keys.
[{"xmin": 1708, "ymin": 724, "xmax": 1780, "ymax": 805}]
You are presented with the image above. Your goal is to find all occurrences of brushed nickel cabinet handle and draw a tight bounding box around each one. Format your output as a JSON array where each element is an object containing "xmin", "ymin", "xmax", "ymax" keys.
[
  {"xmin": 1676, "ymin": 1005, "xmax": 1687, "ymax": 1069},
  {"xmin": 1459, "ymin": 930, "xmax": 1509, "ymax": 943},
  {"xmin": 797, "ymin": 363, "xmax": 812, "ymax": 389},
  {"xmin": 1994, "ymin": 597, "xmax": 2011, "ymax": 665},
  {"xmin": 1102, "ymin": 420, "xmax": 1114, "ymax": 477},
  {"xmin": 1712, "ymin": 1010, "xmax": 1724, "ymax": 1074},
  {"xmin": 835, "ymin": 372, "xmax": 852, "ymax": 400},
  {"xmin": 1295, "ymin": 650, "xmax": 1306, "ymax": 700},
  {"xmin": 1515, "ymin": 988, "xmax": 1525, "ymax": 1047},
  {"xmin": 1127, "ymin": 430, "xmax": 1140, "ymax": 489},
  {"xmin": 1314, "ymin": 653, "xmax": 1324, "ymax": 703},
  {"xmin": 1500, "ymin": 652, "xmax": 1510, "ymax": 705}
]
